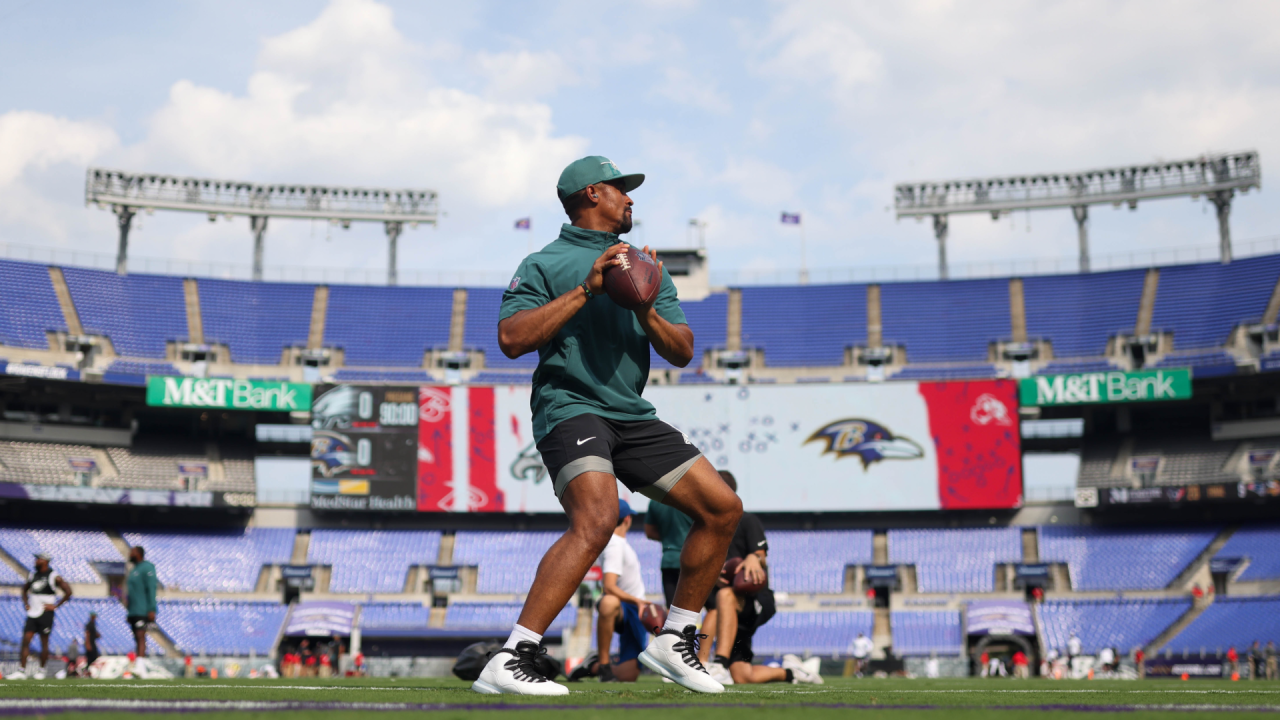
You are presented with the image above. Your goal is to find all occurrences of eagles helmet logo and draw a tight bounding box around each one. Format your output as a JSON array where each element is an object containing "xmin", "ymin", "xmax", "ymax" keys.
[{"xmin": 806, "ymin": 419, "xmax": 925, "ymax": 470}]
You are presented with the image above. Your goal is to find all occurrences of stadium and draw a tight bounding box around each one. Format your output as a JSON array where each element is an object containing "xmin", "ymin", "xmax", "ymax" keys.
[{"xmin": 3, "ymin": 2, "xmax": 1280, "ymax": 717}]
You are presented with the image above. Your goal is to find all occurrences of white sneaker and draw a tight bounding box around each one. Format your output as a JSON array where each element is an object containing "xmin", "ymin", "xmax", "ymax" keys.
[
  {"xmin": 708, "ymin": 661, "xmax": 734, "ymax": 686},
  {"xmin": 782, "ymin": 654, "xmax": 823, "ymax": 685},
  {"xmin": 6, "ymin": 671, "xmax": 25, "ymax": 680},
  {"xmin": 637, "ymin": 625, "xmax": 724, "ymax": 694},
  {"xmin": 471, "ymin": 642, "xmax": 569, "ymax": 696},
  {"xmin": 31, "ymin": 669, "xmax": 45, "ymax": 681}
]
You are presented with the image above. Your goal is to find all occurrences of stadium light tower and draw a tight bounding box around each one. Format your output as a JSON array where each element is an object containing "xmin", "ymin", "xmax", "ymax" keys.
[
  {"xmin": 893, "ymin": 151, "xmax": 1260, "ymax": 277},
  {"xmin": 85, "ymin": 168, "xmax": 439, "ymax": 284}
]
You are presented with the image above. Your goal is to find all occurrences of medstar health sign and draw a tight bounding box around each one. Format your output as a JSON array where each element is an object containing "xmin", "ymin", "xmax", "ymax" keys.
[
  {"xmin": 146, "ymin": 376, "xmax": 312, "ymax": 411},
  {"xmin": 1019, "ymin": 368, "xmax": 1191, "ymax": 407}
]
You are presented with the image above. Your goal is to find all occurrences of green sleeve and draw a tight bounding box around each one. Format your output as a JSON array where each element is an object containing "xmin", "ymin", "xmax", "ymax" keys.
[
  {"xmin": 144, "ymin": 566, "xmax": 158, "ymax": 614},
  {"xmin": 499, "ymin": 257, "xmax": 552, "ymax": 322},
  {"xmin": 652, "ymin": 267, "xmax": 686, "ymax": 326}
]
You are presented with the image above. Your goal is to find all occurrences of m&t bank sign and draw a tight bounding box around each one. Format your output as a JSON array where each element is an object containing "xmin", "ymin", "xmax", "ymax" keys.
[
  {"xmin": 146, "ymin": 376, "xmax": 312, "ymax": 411},
  {"xmin": 1019, "ymin": 368, "xmax": 1192, "ymax": 407}
]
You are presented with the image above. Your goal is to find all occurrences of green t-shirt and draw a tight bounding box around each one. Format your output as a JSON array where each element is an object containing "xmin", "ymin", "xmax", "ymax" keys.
[
  {"xmin": 645, "ymin": 501, "xmax": 693, "ymax": 569},
  {"xmin": 500, "ymin": 224, "xmax": 687, "ymax": 442},
  {"xmin": 125, "ymin": 560, "xmax": 157, "ymax": 617}
]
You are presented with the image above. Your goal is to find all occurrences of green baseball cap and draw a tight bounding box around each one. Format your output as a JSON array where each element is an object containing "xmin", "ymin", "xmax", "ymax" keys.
[{"xmin": 556, "ymin": 156, "xmax": 645, "ymax": 201}]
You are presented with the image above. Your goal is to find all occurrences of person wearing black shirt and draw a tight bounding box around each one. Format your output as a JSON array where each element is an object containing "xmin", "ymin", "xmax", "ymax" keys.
[
  {"xmin": 700, "ymin": 472, "xmax": 819, "ymax": 685},
  {"xmin": 84, "ymin": 611, "xmax": 101, "ymax": 667}
]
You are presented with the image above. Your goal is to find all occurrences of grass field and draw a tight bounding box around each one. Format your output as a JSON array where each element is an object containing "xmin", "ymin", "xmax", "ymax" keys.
[{"xmin": 0, "ymin": 676, "xmax": 1277, "ymax": 719}]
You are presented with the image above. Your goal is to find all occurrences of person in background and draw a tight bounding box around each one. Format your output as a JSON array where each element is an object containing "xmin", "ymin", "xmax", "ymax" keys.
[
  {"xmin": 125, "ymin": 546, "xmax": 157, "ymax": 659},
  {"xmin": 1097, "ymin": 646, "xmax": 1115, "ymax": 673},
  {"xmin": 1267, "ymin": 641, "xmax": 1277, "ymax": 680},
  {"xmin": 1251, "ymin": 641, "xmax": 1264, "ymax": 680},
  {"xmin": 1228, "ymin": 646, "xmax": 1240, "ymax": 678},
  {"xmin": 644, "ymin": 498, "xmax": 692, "ymax": 608},
  {"xmin": 16, "ymin": 552, "xmax": 73, "ymax": 680},
  {"xmin": 1134, "ymin": 648, "xmax": 1145, "ymax": 680},
  {"xmin": 1011, "ymin": 650, "xmax": 1029, "ymax": 678},
  {"xmin": 84, "ymin": 611, "xmax": 101, "ymax": 667},
  {"xmin": 850, "ymin": 632, "xmax": 874, "ymax": 677},
  {"xmin": 577, "ymin": 499, "xmax": 650, "ymax": 683},
  {"xmin": 1066, "ymin": 632, "xmax": 1082, "ymax": 671}
]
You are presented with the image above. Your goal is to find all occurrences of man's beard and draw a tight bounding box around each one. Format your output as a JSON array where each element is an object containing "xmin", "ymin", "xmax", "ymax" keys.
[{"xmin": 617, "ymin": 213, "xmax": 633, "ymax": 234}]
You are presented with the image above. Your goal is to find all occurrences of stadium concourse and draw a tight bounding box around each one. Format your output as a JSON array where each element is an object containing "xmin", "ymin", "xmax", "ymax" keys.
[{"xmin": 0, "ymin": 250, "xmax": 1277, "ymax": 680}]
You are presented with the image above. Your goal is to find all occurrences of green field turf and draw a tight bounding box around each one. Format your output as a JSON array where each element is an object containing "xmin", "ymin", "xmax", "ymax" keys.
[{"xmin": 0, "ymin": 676, "xmax": 1277, "ymax": 719}]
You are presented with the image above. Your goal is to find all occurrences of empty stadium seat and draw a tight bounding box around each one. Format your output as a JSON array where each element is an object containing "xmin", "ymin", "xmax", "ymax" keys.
[
  {"xmin": 122, "ymin": 528, "xmax": 294, "ymax": 592},
  {"xmin": 889, "ymin": 527, "xmax": 1021, "ymax": 593},
  {"xmin": 891, "ymin": 610, "xmax": 962, "ymax": 656},
  {"xmin": 445, "ymin": 601, "xmax": 576, "ymax": 632},
  {"xmin": 1023, "ymin": 269, "xmax": 1146, "ymax": 357},
  {"xmin": 308, "ymin": 529, "xmax": 441, "ymax": 594},
  {"xmin": 1038, "ymin": 598, "xmax": 1190, "ymax": 654},
  {"xmin": 650, "ymin": 292, "xmax": 728, "ymax": 370},
  {"xmin": 62, "ymin": 267, "xmax": 187, "ymax": 359},
  {"xmin": 881, "ymin": 278, "xmax": 1009, "ymax": 363},
  {"xmin": 1216, "ymin": 525, "xmax": 1280, "ymax": 581},
  {"xmin": 1036, "ymin": 359, "xmax": 1118, "ymax": 375},
  {"xmin": 752, "ymin": 611, "xmax": 874, "ymax": 657},
  {"xmin": 1152, "ymin": 254, "xmax": 1280, "ymax": 350},
  {"xmin": 332, "ymin": 369, "xmax": 435, "ymax": 383},
  {"xmin": 158, "ymin": 599, "xmax": 287, "ymax": 655},
  {"xmin": 890, "ymin": 364, "xmax": 999, "ymax": 381},
  {"xmin": 325, "ymin": 285, "xmax": 452, "ymax": 367},
  {"xmin": 1161, "ymin": 597, "xmax": 1280, "ymax": 653},
  {"xmin": 452, "ymin": 531, "xmax": 560, "ymax": 594},
  {"xmin": 0, "ymin": 260, "xmax": 66, "ymax": 349},
  {"xmin": 199, "ymin": 278, "xmax": 313, "ymax": 365},
  {"xmin": 740, "ymin": 284, "xmax": 866, "ymax": 367},
  {"xmin": 1038, "ymin": 526, "xmax": 1219, "ymax": 590},
  {"xmin": 358, "ymin": 602, "xmax": 431, "ymax": 634},
  {"xmin": 0, "ymin": 527, "xmax": 121, "ymax": 584},
  {"xmin": 470, "ymin": 371, "xmax": 533, "ymax": 384},
  {"xmin": 1152, "ymin": 349, "xmax": 1238, "ymax": 378},
  {"xmin": 767, "ymin": 530, "xmax": 873, "ymax": 594},
  {"xmin": 0, "ymin": 441, "xmax": 93, "ymax": 486},
  {"xmin": 464, "ymin": 288, "xmax": 537, "ymax": 370}
]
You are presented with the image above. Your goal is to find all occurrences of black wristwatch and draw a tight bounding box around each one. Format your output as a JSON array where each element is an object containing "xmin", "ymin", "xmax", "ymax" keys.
[{"xmin": 581, "ymin": 280, "xmax": 594, "ymax": 299}]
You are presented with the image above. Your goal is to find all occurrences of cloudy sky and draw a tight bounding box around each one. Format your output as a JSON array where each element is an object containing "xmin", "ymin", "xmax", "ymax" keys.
[{"xmin": 1, "ymin": 0, "xmax": 1277, "ymax": 285}]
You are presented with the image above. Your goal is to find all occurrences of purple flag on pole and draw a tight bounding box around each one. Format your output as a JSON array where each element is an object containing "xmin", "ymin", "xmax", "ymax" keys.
[
  {"xmin": 780, "ymin": 212, "xmax": 801, "ymax": 225},
  {"xmin": 514, "ymin": 218, "xmax": 531, "ymax": 230}
]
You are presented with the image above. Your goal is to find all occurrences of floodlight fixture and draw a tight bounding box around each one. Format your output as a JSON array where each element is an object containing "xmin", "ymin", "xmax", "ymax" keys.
[
  {"xmin": 893, "ymin": 151, "xmax": 1260, "ymax": 277},
  {"xmin": 85, "ymin": 168, "xmax": 439, "ymax": 284}
]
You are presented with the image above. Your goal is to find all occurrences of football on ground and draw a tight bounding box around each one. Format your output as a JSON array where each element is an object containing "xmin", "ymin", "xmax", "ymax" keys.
[{"xmin": 602, "ymin": 246, "xmax": 661, "ymax": 310}]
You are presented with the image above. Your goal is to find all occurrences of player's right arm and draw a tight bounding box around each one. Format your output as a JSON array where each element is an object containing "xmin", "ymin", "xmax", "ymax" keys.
[
  {"xmin": 602, "ymin": 572, "xmax": 648, "ymax": 609},
  {"xmin": 498, "ymin": 244, "xmax": 626, "ymax": 358}
]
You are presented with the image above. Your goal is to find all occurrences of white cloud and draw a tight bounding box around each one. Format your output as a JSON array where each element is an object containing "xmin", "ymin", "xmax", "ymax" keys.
[
  {"xmin": 475, "ymin": 50, "xmax": 579, "ymax": 100},
  {"xmin": 0, "ymin": 111, "xmax": 116, "ymax": 186}
]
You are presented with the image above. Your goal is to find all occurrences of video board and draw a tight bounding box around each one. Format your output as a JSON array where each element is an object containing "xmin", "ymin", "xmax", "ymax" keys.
[{"xmin": 311, "ymin": 379, "xmax": 1022, "ymax": 513}]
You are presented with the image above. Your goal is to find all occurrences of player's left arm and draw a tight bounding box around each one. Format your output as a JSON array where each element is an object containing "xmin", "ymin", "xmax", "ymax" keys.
[
  {"xmin": 634, "ymin": 246, "xmax": 693, "ymax": 367},
  {"xmin": 602, "ymin": 572, "xmax": 648, "ymax": 609},
  {"xmin": 53, "ymin": 576, "xmax": 72, "ymax": 609}
]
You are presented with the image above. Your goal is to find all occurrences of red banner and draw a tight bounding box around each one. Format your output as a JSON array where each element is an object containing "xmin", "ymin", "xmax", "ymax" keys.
[
  {"xmin": 918, "ymin": 380, "xmax": 1022, "ymax": 510},
  {"xmin": 417, "ymin": 386, "xmax": 453, "ymax": 512},
  {"xmin": 468, "ymin": 386, "xmax": 503, "ymax": 512}
]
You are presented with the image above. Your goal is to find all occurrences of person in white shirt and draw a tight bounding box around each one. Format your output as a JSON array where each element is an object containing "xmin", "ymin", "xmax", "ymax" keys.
[
  {"xmin": 1097, "ymin": 646, "xmax": 1115, "ymax": 672},
  {"xmin": 1067, "ymin": 632, "xmax": 1083, "ymax": 670},
  {"xmin": 850, "ymin": 632, "xmax": 875, "ymax": 676},
  {"xmin": 580, "ymin": 499, "xmax": 651, "ymax": 683}
]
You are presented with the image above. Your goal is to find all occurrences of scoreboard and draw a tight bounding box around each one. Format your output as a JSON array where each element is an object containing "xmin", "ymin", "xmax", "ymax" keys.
[{"xmin": 309, "ymin": 385, "xmax": 418, "ymax": 510}]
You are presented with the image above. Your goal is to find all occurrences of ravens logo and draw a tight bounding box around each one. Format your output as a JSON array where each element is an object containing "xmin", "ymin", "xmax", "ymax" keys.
[{"xmin": 805, "ymin": 419, "xmax": 925, "ymax": 470}]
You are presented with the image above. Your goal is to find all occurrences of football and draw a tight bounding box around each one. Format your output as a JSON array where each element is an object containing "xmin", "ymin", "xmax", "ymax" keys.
[
  {"xmin": 602, "ymin": 245, "xmax": 661, "ymax": 310},
  {"xmin": 639, "ymin": 602, "xmax": 667, "ymax": 634},
  {"xmin": 721, "ymin": 557, "xmax": 767, "ymax": 595}
]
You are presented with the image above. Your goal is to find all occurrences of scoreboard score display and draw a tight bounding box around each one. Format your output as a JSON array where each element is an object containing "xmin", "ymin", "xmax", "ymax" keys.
[{"xmin": 309, "ymin": 385, "xmax": 418, "ymax": 510}]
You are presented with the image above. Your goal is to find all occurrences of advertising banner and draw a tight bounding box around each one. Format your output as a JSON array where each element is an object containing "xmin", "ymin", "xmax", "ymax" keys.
[
  {"xmin": 310, "ymin": 379, "xmax": 1022, "ymax": 513},
  {"xmin": 1019, "ymin": 368, "xmax": 1191, "ymax": 407},
  {"xmin": 284, "ymin": 601, "xmax": 355, "ymax": 637},
  {"xmin": 1084, "ymin": 479, "xmax": 1280, "ymax": 508},
  {"xmin": 966, "ymin": 600, "xmax": 1035, "ymax": 636},
  {"xmin": 147, "ymin": 376, "xmax": 312, "ymax": 411}
]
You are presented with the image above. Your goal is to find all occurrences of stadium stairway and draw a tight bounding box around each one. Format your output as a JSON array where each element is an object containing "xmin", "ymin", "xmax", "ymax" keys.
[
  {"xmin": 872, "ymin": 607, "xmax": 892, "ymax": 660},
  {"xmin": 1144, "ymin": 594, "xmax": 1214, "ymax": 655},
  {"xmin": 1167, "ymin": 527, "xmax": 1237, "ymax": 592}
]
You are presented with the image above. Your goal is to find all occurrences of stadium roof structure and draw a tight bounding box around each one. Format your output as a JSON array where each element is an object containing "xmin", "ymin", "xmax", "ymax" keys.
[
  {"xmin": 85, "ymin": 168, "xmax": 439, "ymax": 284},
  {"xmin": 894, "ymin": 151, "xmax": 1261, "ymax": 278}
]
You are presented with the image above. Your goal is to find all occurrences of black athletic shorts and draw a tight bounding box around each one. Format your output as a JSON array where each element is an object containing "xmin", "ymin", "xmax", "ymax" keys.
[
  {"xmin": 23, "ymin": 611, "xmax": 53, "ymax": 636},
  {"xmin": 127, "ymin": 615, "xmax": 150, "ymax": 631},
  {"xmin": 661, "ymin": 568, "xmax": 680, "ymax": 609},
  {"xmin": 537, "ymin": 414, "xmax": 701, "ymax": 500}
]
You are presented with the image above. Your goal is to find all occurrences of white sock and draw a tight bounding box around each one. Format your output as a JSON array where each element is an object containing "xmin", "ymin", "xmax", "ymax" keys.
[
  {"xmin": 504, "ymin": 623, "xmax": 543, "ymax": 650},
  {"xmin": 663, "ymin": 605, "xmax": 701, "ymax": 633}
]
